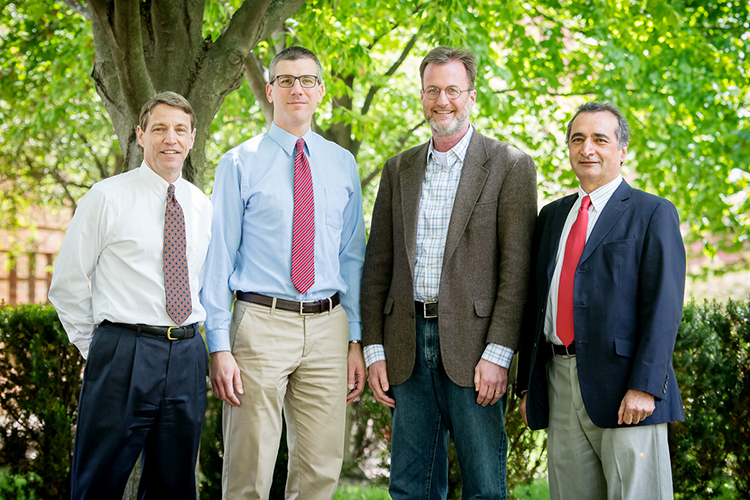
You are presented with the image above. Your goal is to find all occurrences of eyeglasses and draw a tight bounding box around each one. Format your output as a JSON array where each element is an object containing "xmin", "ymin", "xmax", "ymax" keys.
[
  {"xmin": 422, "ymin": 86, "xmax": 472, "ymax": 100},
  {"xmin": 272, "ymin": 75, "xmax": 320, "ymax": 88}
]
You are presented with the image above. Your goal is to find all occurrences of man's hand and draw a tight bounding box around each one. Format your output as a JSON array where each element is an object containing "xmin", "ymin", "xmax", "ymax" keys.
[
  {"xmin": 210, "ymin": 351, "xmax": 243, "ymax": 407},
  {"xmin": 617, "ymin": 389, "xmax": 655, "ymax": 425},
  {"xmin": 347, "ymin": 343, "xmax": 366, "ymax": 405},
  {"xmin": 474, "ymin": 359, "xmax": 508, "ymax": 406},
  {"xmin": 368, "ymin": 360, "xmax": 396, "ymax": 408},
  {"xmin": 519, "ymin": 393, "xmax": 528, "ymax": 426}
]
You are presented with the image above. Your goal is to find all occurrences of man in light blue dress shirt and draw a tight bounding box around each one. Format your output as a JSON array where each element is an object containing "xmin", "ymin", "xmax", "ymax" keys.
[{"xmin": 202, "ymin": 46, "xmax": 367, "ymax": 499}]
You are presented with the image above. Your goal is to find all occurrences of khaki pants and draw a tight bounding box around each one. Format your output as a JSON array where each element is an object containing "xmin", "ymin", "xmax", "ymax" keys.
[
  {"xmin": 547, "ymin": 355, "xmax": 673, "ymax": 500},
  {"xmin": 222, "ymin": 300, "xmax": 349, "ymax": 500}
]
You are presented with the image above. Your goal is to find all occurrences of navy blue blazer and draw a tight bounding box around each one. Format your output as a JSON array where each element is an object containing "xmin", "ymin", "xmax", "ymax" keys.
[{"xmin": 518, "ymin": 180, "xmax": 686, "ymax": 429}]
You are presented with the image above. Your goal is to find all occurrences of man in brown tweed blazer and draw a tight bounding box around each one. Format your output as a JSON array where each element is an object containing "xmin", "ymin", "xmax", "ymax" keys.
[{"xmin": 361, "ymin": 46, "xmax": 537, "ymax": 500}]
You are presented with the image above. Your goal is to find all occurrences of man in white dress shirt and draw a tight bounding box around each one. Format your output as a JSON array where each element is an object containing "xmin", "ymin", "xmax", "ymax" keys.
[{"xmin": 48, "ymin": 91, "xmax": 212, "ymax": 500}]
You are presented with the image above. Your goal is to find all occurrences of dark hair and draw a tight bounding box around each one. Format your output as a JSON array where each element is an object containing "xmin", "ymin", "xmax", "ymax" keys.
[
  {"xmin": 268, "ymin": 46, "xmax": 323, "ymax": 83},
  {"xmin": 139, "ymin": 91, "xmax": 196, "ymax": 131},
  {"xmin": 419, "ymin": 46, "xmax": 477, "ymax": 89},
  {"xmin": 565, "ymin": 101, "xmax": 630, "ymax": 148}
]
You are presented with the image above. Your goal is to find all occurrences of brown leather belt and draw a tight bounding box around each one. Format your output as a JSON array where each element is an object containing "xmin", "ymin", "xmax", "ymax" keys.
[
  {"xmin": 415, "ymin": 301, "xmax": 438, "ymax": 319},
  {"xmin": 549, "ymin": 342, "xmax": 575, "ymax": 357},
  {"xmin": 237, "ymin": 291, "xmax": 340, "ymax": 315},
  {"xmin": 103, "ymin": 320, "xmax": 197, "ymax": 340}
]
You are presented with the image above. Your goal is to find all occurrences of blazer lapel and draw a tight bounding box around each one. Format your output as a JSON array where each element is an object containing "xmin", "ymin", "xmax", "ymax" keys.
[
  {"xmin": 442, "ymin": 134, "xmax": 489, "ymax": 270},
  {"xmin": 579, "ymin": 180, "xmax": 633, "ymax": 265},
  {"xmin": 400, "ymin": 145, "xmax": 428, "ymax": 276}
]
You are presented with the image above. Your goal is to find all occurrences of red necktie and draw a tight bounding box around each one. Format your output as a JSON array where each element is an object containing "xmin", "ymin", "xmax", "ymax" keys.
[
  {"xmin": 291, "ymin": 138, "xmax": 315, "ymax": 294},
  {"xmin": 556, "ymin": 195, "xmax": 591, "ymax": 347},
  {"xmin": 164, "ymin": 184, "xmax": 192, "ymax": 325}
]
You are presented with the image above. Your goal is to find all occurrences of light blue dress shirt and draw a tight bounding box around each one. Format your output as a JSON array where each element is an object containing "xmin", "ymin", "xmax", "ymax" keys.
[{"xmin": 202, "ymin": 123, "xmax": 366, "ymax": 353}]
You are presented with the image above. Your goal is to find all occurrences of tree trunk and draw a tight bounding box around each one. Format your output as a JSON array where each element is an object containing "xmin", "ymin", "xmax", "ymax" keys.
[{"xmin": 87, "ymin": 0, "xmax": 307, "ymax": 185}]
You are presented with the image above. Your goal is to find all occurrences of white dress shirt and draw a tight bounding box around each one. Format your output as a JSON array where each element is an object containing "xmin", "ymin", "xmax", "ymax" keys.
[
  {"xmin": 48, "ymin": 163, "xmax": 212, "ymax": 358},
  {"xmin": 544, "ymin": 175, "xmax": 623, "ymax": 344}
]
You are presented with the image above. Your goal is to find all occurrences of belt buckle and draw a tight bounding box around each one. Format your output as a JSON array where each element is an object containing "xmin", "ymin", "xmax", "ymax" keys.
[
  {"xmin": 423, "ymin": 301, "xmax": 437, "ymax": 319},
  {"xmin": 299, "ymin": 300, "xmax": 316, "ymax": 316},
  {"xmin": 167, "ymin": 326, "xmax": 179, "ymax": 341}
]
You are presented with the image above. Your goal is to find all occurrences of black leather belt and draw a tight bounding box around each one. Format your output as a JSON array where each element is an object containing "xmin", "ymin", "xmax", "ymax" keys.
[
  {"xmin": 103, "ymin": 321, "xmax": 197, "ymax": 340},
  {"xmin": 415, "ymin": 301, "xmax": 438, "ymax": 319},
  {"xmin": 549, "ymin": 342, "xmax": 575, "ymax": 357},
  {"xmin": 237, "ymin": 291, "xmax": 340, "ymax": 315}
]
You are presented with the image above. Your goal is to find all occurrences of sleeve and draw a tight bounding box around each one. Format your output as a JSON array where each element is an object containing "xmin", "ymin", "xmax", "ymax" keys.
[
  {"xmin": 201, "ymin": 153, "xmax": 245, "ymax": 353},
  {"xmin": 360, "ymin": 159, "xmax": 396, "ymax": 347},
  {"xmin": 47, "ymin": 189, "xmax": 108, "ymax": 359},
  {"xmin": 337, "ymin": 153, "xmax": 367, "ymax": 342},
  {"xmin": 481, "ymin": 343, "xmax": 514, "ymax": 369},
  {"xmin": 629, "ymin": 199, "xmax": 686, "ymax": 398},
  {"xmin": 487, "ymin": 153, "xmax": 538, "ymax": 350}
]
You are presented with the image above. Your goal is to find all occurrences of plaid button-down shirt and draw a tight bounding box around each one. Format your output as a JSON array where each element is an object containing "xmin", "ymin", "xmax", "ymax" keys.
[{"xmin": 364, "ymin": 127, "xmax": 514, "ymax": 370}]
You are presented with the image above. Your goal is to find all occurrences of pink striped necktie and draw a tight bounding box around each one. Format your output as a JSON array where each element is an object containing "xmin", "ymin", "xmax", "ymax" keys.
[
  {"xmin": 164, "ymin": 184, "xmax": 192, "ymax": 325},
  {"xmin": 556, "ymin": 195, "xmax": 591, "ymax": 347},
  {"xmin": 291, "ymin": 138, "xmax": 315, "ymax": 294}
]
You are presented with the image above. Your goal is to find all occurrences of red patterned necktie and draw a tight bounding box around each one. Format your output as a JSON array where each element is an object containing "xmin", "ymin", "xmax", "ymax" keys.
[
  {"xmin": 291, "ymin": 138, "xmax": 315, "ymax": 294},
  {"xmin": 556, "ymin": 195, "xmax": 591, "ymax": 347},
  {"xmin": 164, "ymin": 184, "xmax": 192, "ymax": 325}
]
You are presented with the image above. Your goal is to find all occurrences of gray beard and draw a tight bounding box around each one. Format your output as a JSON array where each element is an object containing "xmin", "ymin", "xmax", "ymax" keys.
[{"xmin": 428, "ymin": 116, "xmax": 468, "ymax": 137}]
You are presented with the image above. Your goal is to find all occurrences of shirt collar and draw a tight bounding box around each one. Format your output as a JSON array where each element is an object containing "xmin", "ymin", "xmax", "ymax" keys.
[
  {"xmin": 577, "ymin": 174, "xmax": 623, "ymax": 213},
  {"xmin": 427, "ymin": 125, "xmax": 474, "ymax": 169},
  {"xmin": 138, "ymin": 161, "xmax": 184, "ymax": 200},
  {"xmin": 268, "ymin": 122, "xmax": 316, "ymax": 158}
]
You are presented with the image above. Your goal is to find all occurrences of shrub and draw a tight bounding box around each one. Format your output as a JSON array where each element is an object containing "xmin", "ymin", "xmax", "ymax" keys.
[
  {"xmin": 0, "ymin": 304, "xmax": 84, "ymax": 500},
  {"xmin": 671, "ymin": 299, "xmax": 750, "ymax": 499}
]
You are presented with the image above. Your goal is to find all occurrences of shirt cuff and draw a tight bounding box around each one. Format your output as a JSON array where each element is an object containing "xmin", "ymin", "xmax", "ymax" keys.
[
  {"xmin": 206, "ymin": 328, "xmax": 231, "ymax": 353},
  {"xmin": 363, "ymin": 344, "xmax": 386, "ymax": 367},
  {"xmin": 348, "ymin": 322, "xmax": 361, "ymax": 343},
  {"xmin": 481, "ymin": 343, "xmax": 514, "ymax": 369}
]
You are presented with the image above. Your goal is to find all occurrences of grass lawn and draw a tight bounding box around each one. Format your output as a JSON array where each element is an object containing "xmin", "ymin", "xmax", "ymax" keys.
[{"xmin": 334, "ymin": 479, "xmax": 551, "ymax": 500}]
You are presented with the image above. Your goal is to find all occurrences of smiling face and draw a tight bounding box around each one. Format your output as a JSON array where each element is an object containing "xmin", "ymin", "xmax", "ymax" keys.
[
  {"xmin": 137, "ymin": 104, "xmax": 195, "ymax": 184},
  {"xmin": 568, "ymin": 111, "xmax": 628, "ymax": 193},
  {"xmin": 266, "ymin": 58, "xmax": 325, "ymax": 137},
  {"xmin": 421, "ymin": 60, "xmax": 476, "ymax": 142}
]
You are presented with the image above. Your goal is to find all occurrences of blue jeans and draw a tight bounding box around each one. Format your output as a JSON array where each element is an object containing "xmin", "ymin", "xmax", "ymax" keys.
[{"xmin": 389, "ymin": 315, "xmax": 508, "ymax": 500}]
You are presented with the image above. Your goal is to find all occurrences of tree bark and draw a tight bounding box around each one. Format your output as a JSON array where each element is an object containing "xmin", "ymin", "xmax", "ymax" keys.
[{"xmin": 86, "ymin": 0, "xmax": 307, "ymax": 185}]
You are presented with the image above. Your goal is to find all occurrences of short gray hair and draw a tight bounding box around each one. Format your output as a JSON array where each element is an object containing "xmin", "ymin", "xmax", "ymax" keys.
[
  {"xmin": 419, "ymin": 46, "xmax": 477, "ymax": 90},
  {"xmin": 139, "ymin": 91, "xmax": 195, "ymax": 131},
  {"xmin": 268, "ymin": 46, "xmax": 323, "ymax": 83},
  {"xmin": 565, "ymin": 101, "xmax": 630, "ymax": 148}
]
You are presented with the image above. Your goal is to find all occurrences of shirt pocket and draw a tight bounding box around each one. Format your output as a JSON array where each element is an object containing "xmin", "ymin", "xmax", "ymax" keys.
[{"xmin": 324, "ymin": 187, "xmax": 349, "ymax": 230}]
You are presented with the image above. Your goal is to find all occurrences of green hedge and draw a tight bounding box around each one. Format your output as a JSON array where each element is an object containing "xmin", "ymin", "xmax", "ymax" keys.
[
  {"xmin": 0, "ymin": 300, "xmax": 748, "ymax": 499},
  {"xmin": 0, "ymin": 304, "xmax": 83, "ymax": 500}
]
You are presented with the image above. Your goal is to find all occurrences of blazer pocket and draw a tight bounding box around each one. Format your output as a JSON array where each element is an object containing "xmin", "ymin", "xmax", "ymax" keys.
[
  {"xmin": 474, "ymin": 298, "xmax": 495, "ymax": 317},
  {"xmin": 614, "ymin": 337, "xmax": 636, "ymax": 358},
  {"xmin": 384, "ymin": 296, "xmax": 395, "ymax": 315}
]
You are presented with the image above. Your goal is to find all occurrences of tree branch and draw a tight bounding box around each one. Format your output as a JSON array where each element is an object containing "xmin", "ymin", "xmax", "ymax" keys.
[
  {"xmin": 361, "ymin": 29, "xmax": 421, "ymax": 117},
  {"xmin": 244, "ymin": 52, "xmax": 274, "ymax": 126},
  {"xmin": 78, "ymin": 133, "xmax": 109, "ymax": 179},
  {"xmin": 89, "ymin": 0, "xmax": 154, "ymax": 123}
]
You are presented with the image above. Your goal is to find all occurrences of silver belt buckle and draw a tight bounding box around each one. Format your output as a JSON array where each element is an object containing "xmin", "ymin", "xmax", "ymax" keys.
[
  {"xmin": 299, "ymin": 300, "xmax": 316, "ymax": 316},
  {"xmin": 423, "ymin": 301, "xmax": 438, "ymax": 319}
]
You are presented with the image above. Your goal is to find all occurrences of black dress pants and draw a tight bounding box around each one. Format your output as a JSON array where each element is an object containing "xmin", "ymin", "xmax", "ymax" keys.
[{"xmin": 70, "ymin": 321, "xmax": 207, "ymax": 500}]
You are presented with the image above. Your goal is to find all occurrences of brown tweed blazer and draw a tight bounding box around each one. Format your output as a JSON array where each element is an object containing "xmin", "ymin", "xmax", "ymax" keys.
[{"xmin": 361, "ymin": 131, "xmax": 537, "ymax": 387}]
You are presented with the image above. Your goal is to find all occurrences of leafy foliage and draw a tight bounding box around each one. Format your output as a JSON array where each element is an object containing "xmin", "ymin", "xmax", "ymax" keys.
[
  {"xmin": 0, "ymin": 304, "xmax": 84, "ymax": 500},
  {"xmin": 671, "ymin": 299, "xmax": 750, "ymax": 499}
]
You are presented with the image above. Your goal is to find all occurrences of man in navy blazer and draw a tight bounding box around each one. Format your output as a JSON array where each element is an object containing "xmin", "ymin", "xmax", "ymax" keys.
[{"xmin": 518, "ymin": 101, "xmax": 686, "ymax": 500}]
